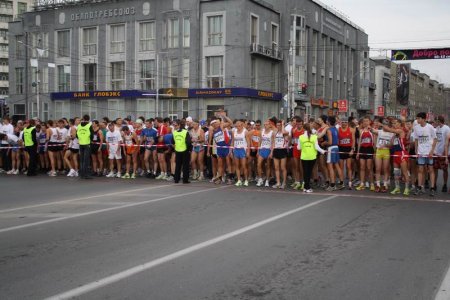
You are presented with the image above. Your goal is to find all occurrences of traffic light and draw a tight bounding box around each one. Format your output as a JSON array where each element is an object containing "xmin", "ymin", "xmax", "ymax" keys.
[{"xmin": 298, "ymin": 83, "xmax": 307, "ymax": 95}]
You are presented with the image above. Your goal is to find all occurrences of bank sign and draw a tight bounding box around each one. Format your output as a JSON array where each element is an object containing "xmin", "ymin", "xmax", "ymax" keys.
[
  {"xmin": 188, "ymin": 88, "xmax": 282, "ymax": 101},
  {"xmin": 51, "ymin": 90, "xmax": 154, "ymax": 100},
  {"xmin": 391, "ymin": 48, "xmax": 450, "ymax": 61}
]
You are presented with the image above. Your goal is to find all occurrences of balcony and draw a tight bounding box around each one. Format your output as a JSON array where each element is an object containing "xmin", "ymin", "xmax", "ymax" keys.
[
  {"xmin": 0, "ymin": 7, "xmax": 13, "ymax": 15},
  {"xmin": 0, "ymin": 80, "xmax": 8, "ymax": 88},
  {"xmin": 0, "ymin": 65, "xmax": 8, "ymax": 73},
  {"xmin": 250, "ymin": 43, "xmax": 283, "ymax": 61}
]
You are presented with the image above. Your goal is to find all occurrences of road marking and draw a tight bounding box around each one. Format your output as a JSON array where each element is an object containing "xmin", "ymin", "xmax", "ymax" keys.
[
  {"xmin": 0, "ymin": 186, "xmax": 228, "ymax": 234},
  {"xmin": 44, "ymin": 195, "xmax": 337, "ymax": 300},
  {"xmin": 435, "ymin": 263, "xmax": 450, "ymax": 300},
  {"xmin": 0, "ymin": 185, "xmax": 171, "ymax": 214}
]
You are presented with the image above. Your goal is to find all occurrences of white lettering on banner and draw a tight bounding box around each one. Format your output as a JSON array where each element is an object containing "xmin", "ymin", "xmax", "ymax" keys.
[{"xmin": 71, "ymin": 7, "xmax": 135, "ymax": 22}]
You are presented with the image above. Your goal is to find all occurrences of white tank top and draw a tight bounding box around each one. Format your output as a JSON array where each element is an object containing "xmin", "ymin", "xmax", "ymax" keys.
[
  {"xmin": 69, "ymin": 127, "xmax": 80, "ymax": 149},
  {"xmin": 260, "ymin": 129, "xmax": 273, "ymax": 149},
  {"xmin": 274, "ymin": 131, "xmax": 287, "ymax": 149},
  {"xmin": 124, "ymin": 132, "xmax": 134, "ymax": 145},
  {"xmin": 49, "ymin": 128, "xmax": 59, "ymax": 143},
  {"xmin": 234, "ymin": 129, "xmax": 247, "ymax": 149}
]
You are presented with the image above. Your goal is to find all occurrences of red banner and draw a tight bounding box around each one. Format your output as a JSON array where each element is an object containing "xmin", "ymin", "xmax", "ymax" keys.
[
  {"xmin": 377, "ymin": 106, "xmax": 385, "ymax": 117},
  {"xmin": 338, "ymin": 100, "xmax": 348, "ymax": 112},
  {"xmin": 400, "ymin": 108, "xmax": 408, "ymax": 117}
]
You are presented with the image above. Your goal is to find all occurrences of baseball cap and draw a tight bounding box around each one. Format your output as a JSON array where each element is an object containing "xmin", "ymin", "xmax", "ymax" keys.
[
  {"xmin": 186, "ymin": 116, "xmax": 193, "ymax": 122},
  {"xmin": 135, "ymin": 119, "xmax": 143, "ymax": 124},
  {"xmin": 200, "ymin": 120, "xmax": 206, "ymax": 126}
]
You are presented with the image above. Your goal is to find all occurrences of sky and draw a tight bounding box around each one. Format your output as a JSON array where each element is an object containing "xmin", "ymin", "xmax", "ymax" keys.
[{"xmin": 321, "ymin": 0, "xmax": 450, "ymax": 85}]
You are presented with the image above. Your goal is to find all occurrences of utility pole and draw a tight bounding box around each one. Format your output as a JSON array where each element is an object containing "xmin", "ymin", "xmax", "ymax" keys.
[
  {"xmin": 156, "ymin": 54, "xmax": 159, "ymax": 117},
  {"xmin": 24, "ymin": 32, "xmax": 29, "ymax": 119}
]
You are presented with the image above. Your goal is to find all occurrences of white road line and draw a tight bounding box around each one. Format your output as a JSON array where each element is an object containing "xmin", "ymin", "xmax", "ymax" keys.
[
  {"xmin": 0, "ymin": 186, "xmax": 228, "ymax": 234},
  {"xmin": 435, "ymin": 263, "xmax": 450, "ymax": 300},
  {"xmin": 0, "ymin": 185, "xmax": 171, "ymax": 214},
  {"xmin": 44, "ymin": 195, "xmax": 337, "ymax": 300}
]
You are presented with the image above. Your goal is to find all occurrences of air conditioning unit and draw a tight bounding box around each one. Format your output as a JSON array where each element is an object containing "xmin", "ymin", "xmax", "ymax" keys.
[
  {"xmin": 312, "ymin": 66, "xmax": 316, "ymax": 74},
  {"xmin": 320, "ymin": 68, "xmax": 325, "ymax": 77},
  {"xmin": 329, "ymin": 71, "xmax": 333, "ymax": 79}
]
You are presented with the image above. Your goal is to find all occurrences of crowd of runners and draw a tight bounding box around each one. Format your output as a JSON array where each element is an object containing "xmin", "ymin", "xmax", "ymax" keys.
[{"xmin": 0, "ymin": 110, "xmax": 449, "ymax": 197}]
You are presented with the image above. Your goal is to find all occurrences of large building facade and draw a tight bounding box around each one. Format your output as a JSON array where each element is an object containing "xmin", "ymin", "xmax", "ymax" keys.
[{"xmin": 7, "ymin": 0, "xmax": 368, "ymax": 121}]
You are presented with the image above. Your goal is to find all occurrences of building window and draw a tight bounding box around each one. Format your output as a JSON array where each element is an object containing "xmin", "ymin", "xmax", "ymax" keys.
[
  {"xmin": 169, "ymin": 58, "xmax": 178, "ymax": 87},
  {"xmin": 30, "ymin": 102, "xmax": 38, "ymax": 119},
  {"xmin": 43, "ymin": 102, "xmax": 49, "ymax": 121},
  {"xmin": 15, "ymin": 68, "xmax": 24, "ymax": 94},
  {"xmin": 81, "ymin": 100, "xmax": 97, "ymax": 120},
  {"xmin": 57, "ymin": 30, "xmax": 70, "ymax": 57},
  {"xmin": 182, "ymin": 58, "xmax": 190, "ymax": 88},
  {"xmin": 0, "ymin": 30, "xmax": 8, "ymax": 41},
  {"xmin": 54, "ymin": 101, "xmax": 70, "ymax": 119},
  {"xmin": 251, "ymin": 15, "xmax": 258, "ymax": 44},
  {"xmin": 207, "ymin": 15, "xmax": 223, "ymax": 46},
  {"xmin": 137, "ymin": 99, "xmax": 155, "ymax": 116},
  {"xmin": 17, "ymin": 2, "xmax": 27, "ymax": 15},
  {"xmin": 183, "ymin": 18, "xmax": 190, "ymax": 48},
  {"xmin": 57, "ymin": 65, "xmax": 70, "ymax": 92},
  {"xmin": 168, "ymin": 19, "xmax": 179, "ymax": 48},
  {"xmin": 110, "ymin": 24, "xmax": 125, "ymax": 54},
  {"xmin": 107, "ymin": 99, "xmax": 125, "ymax": 120},
  {"xmin": 111, "ymin": 62, "xmax": 125, "ymax": 90},
  {"xmin": 31, "ymin": 32, "xmax": 48, "ymax": 58},
  {"xmin": 14, "ymin": 104, "xmax": 26, "ymax": 116},
  {"xmin": 271, "ymin": 23, "xmax": 279, "ymax": 49},
  {"xmin": 139, "ymin": 60, "xmax": 155, "ymax": 90},
  {"xmin": 83, "ymin": 27, "xmax": 97, "ymax": 56},
  {"xmin": 41, "ymin": 67, "xmax": 49, "ymax": 93},
  {"xmin": 182, "ymin": 99, "xmax": 188, "ymax": 118},
  {"xmin": 15, "ymin": 35, "xmax": 24, "ymax": 59},
  {"xmin": 139, "ymin": 22, "xmax": 155, "ymax": 52},
  {"xmin": 206, "ymin": 56, "xmax": 223, "ymax": 88},
  {"xmin": 84, "ymin": 64, "xmax": 97, "ymax": 91}
]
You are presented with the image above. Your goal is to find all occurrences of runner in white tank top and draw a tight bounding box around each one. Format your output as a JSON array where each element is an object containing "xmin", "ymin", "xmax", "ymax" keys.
[
  {"xmin": 232, "ymin": 121, "xmax": 249, "ymax": 186},
  {"xmin": 256, "ymin": 120, "xmax": 274, "ymax": 187}
]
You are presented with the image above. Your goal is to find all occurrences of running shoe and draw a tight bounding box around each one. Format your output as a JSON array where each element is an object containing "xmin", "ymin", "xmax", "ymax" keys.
[
  {"xmin": 131, "ymin": 173, "xmax": 136, "ymax": 179},
  {"xmin": 67, "ymin": 169, "xmax": 76, "ymax": 177},
  {"xmin": 0, "ymin": 168, "xmax": 5, "ymax": 174},
  {"xmin": 165, "ymin": 175, "xmax": 174, "ymax": 182},
  {"xmin": 243, "ymin": 180, "xmax": 249, "ymax": 187},
  {"xmin": 256, "ymin": 178, "xmax": 264, "ymax": 187},
  {"xmin": 325, "ymin": 185, "xmax": 336, "ymax": 192},
  {"xmin": 370, "ymin": 184, "xmax": 376, "ymax": 191},
  {"xmin": 374, "ymin": 185, "xmax": 381, "ymax": 193},
  {"xmin": 235, "ymin": 180, "xmax": 243, "ymax": 187},
  {"xmin": 12, "ymin": 169, "xmax": 19, "ymax": 175},
  {"xmin": 414, "ymin": 188, "xmax": 424, "ymax": 196},
  {"xmin": 272, "ymin": 183, "xmax": 280, "ymax": 189},
  {"xmin": 356, "ymin": 184, "xmax": 365, "ymax": 191},
  {"xmin": 106, "ymin": 171, "xmax": 115, "ymax": 178},
  {"xmin": 280, "ymin": 183, "xmax": 286, "ymax": 189},
  {"xmin": 265, "ymin": 180, "xmax": 270, "ymax": 187},
  {"xmin": 390, "ymin": 187, "xmax": 401, "ymax": 195},
  {"xmin": 6, "ymin": 169, "xmax": 14, "ymax": 175},
  {"xmin": 155, "ymin": 173, "xmax": 164, "ymax": 180},
  {"xmin": 198, "ymin": 174, "xmax": 205, "ymax": 181},
  {"xmin": 337, "ymin": 183, "xmax": 346, "ymax": 190},
  {"xmin": 116, "ymin": 172, "xmax": 122, "ymax": 178},
  {"xmin": 74, "ymin": 171, "xmax": 79, "ymax": 177},
  {"xmin": 381, "ymin": 186, "xmax": 388, "ymax": 193},
  {"xmin": 303, "ymin": 189, "xmax": 313, "ymax": 193},
  {"xmin": 403, "ymin": 188, "xmax": 410, "ymax": 196},
  {"xmin": 122, "ymin": 173, "xmax": 130, "ymax": 179},
  {"xmin": 48, "ymin": 171, "xmax": 57, "ymax": 177},
  {"xmin": 442, "ymin": 185, "xmax": 447, "ymax": 193},
  {"xmin": 430, "ymin": 189, "xmax": 436, "ymax": 197},
  {"xmin": 290, "ymin": 182, "xmax": 298, "ymax": 188}
]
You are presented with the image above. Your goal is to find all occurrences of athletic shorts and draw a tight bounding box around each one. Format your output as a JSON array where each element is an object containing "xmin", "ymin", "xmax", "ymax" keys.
[
  {"xmin": 108, "ymin": 149, "xmax": 122, "ymax": 160},
  {"xmin": 376, "ymin": 148, "xmax": 390, "ymax": 160},
  {"xmin": 11, "ymin": 145, "xmax": 20, "ymax": 153},
  {"xmin": 91, "ymin": 145, "xmax": 100, "ymax": 154},
  {"xmin": 273, "ymin": 148, "xmax": 288, "ymax": 160},
  {"xmin": 327, "ymin": 146, "xmax": 340, "ymax": 164},
  {"xmin": 39, "ymin": 144, "xmax": 47, "ymax": 154},
  {"xmin": 287, "ymin": 148, "xmax": 293, "ymax": 158},
  {"xmin": 48, "ymin": 142, "xmax": 64, "ymax": 152},
  {"xmin": 339, "ymin": 146, "xmax": 353, "ymax": 160},
  {"xmin": 217, "ymin": 147, "xmax": 229, "ymax": 158},
  {"xmin": 393, "ymin": 151, "xmax": 408, "ymax": 166},
  {"xmin": 293, "ymin": 147, "xmax": 301, "ymax": 159},
  {"xmin": 157, "ymin": 146, "xmax": 167, "ymax": 154},
  {"xmin": 140, "ymin": 146, "xmax": 145, "ymax": 154},
  {"xmin": 358, "ymin": 147, "xmax": 374, "ymax": 160},
  {"xmin": 69, "ymin": 148, "xmax": 79, "ymax": 154},
  {"xmin": 417, "ymin": 156, "xmax": 433, "ymax": 166},
  {"xmin": 258, "ymin": 148, "xmax": 271, "ymax": 159},
  {"xmin": 250, "ymin": 150, "xmax": 258, "ymax": 158},
  {"xmin": 433, "ymin": 156, "xmax": 448, "ymax": 170},
  {"xmin": 409, "ymin": 149, "xmax": 416, "ymax": 160},
  {"xmin": 233, "ymin": 148, "xmax": 246, "ymax": 159},
  {"xmin": 193, "ymin": 145, "xmax": 204, "ymax": 153}
]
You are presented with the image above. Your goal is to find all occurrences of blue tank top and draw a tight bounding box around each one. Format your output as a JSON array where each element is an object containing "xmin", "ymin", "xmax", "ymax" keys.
[
  {"xmin": 329, "ymin": 127, "xmax": 339, "ymax": 146},
  {"xmin": 213, "ymin": 129, "xmax": 228, "ymax": 146}
]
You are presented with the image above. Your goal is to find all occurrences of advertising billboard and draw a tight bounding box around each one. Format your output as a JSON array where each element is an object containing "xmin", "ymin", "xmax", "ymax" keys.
[
  {"xmin": 391, "ymin": 48, "xmax": 450, "ymax": 61},
  {"xmin": 396, "ymin": 64, "xmax": 410, "ymax": 106}
]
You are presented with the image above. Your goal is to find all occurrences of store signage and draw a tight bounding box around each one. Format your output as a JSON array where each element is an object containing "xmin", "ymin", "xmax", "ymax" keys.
[
  {"xmin": 51, "ymin": 90, "xmax": 155, "ymax": 100},
  {"xmin": 391, "ymin": 48, "xmax": 450, "ymax": 61},
  {"xmin": 71, "ymin": 6, "xmax": 136, "ymax": 22},
  {"xmin": 377, "ymin": 106, "xmax": 385, "ymax": 117},
  {"xmin": 338, "ymin": 99, "xmax": 348, "ymax": 112},
  {"xmin": 310, "ymin": 98, "xmax": 329, "ymax": 108},
  {"xmin": 188, "ymin": 88, "xmax": 282, "ymax": 101},
  {"xmin": 400, "ymin": 108, "xmax": 408, "ymax": 117}
]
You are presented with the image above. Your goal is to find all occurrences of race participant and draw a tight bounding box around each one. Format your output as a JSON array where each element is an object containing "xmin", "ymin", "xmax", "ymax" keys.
[
  {"xmin": 356, "ymin": 116, "xmax": 375, "ymax": 191},
  {"xmin": 154, "ymin": 117, "xmax": 169, "ymax": 180},
  {"xmin": 383, "ymin": 118, "xmax": 410, "ymax": 195},
  {"xmin": 121, "ymin": 126, "xmax": 139, "ymax": 179},
  {"xmin": 256, "ymin": 119, "xmax": 274, "ymax": 187},
  {"xmin": 414, "ymin": 112, "xmax": 437, "ymax": 196},
  {"xmin": 372, "ymin": 118, "xmax": 394, "ymax": 193},
  {"xmin": 0, "ymin": 116, "xmax": 14, "ymax": 172},
  {"xmin": 100, "ymin": 120, "xmax": 109, "ymax": 176},
  {"xmin": 46, "ymin": 120, "xmax": 67, "ymax": 177},
  {"xmin": 141, "ymin": 119, "xmax": 158, "ymax": 178},
  {"xmin": 1, "ymin": 133, "xmax": 20, "ymax": 175},
  {"xmin": 90, "ymin": 120, "xmax": 104, "ymax": 177},
  {"xmin": 248, "ymin": 120, "xmax": 261, "ymax": 182},
  {"xmin": 316, "ymin": 116, "xmax": 330, "ymax": 188},
  {"xmin": 105, "ymin": 122, "xmax": 123, "ymax": 178},
  {"xmin": 65, "ymin": 118, "xmax": 80, "ymax": 177},
  {"xmin": 272, "ymin": 119, "xmax": 289, "ymax": 189},
  {"xmin": 323, "ymin": 116, "xmax": 345, "ymax": 191},
  {"xmin": 232, "ymin": 119, "xmax": 250, "ymax": 186},
  {"xmin": 37, "ymin": 123, "xmax": 49, "ymax": 173},
  {"xmin": 291, "ymin": 116, "xmax": 305, "ymax": 190},
  {"xmin": 134, "ymin": 119, "xmax": 145, "ymax": 176},
  {"xmin": 338, "ymin": 117, "xmax": 356, "ymax": 189},
  {"xmin": 164, "ymin": 126, "xmax": 175, "ymax": 181},
  {"xmin": 433, "ymin": 116, "xmax": 450, "ymax": 192},
  {"xmin": 189, "ymin": 119, "xmax": 205, "ymax": 181},
  {"xmin": 208, "ymin": 112, "xmax": 232, "ymax": 184}
]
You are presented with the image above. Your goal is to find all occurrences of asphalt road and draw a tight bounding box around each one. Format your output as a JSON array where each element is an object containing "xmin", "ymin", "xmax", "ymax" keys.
[{"xmin": 1, "ymin": 175, "xmax": 450, "ymax": 300}]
